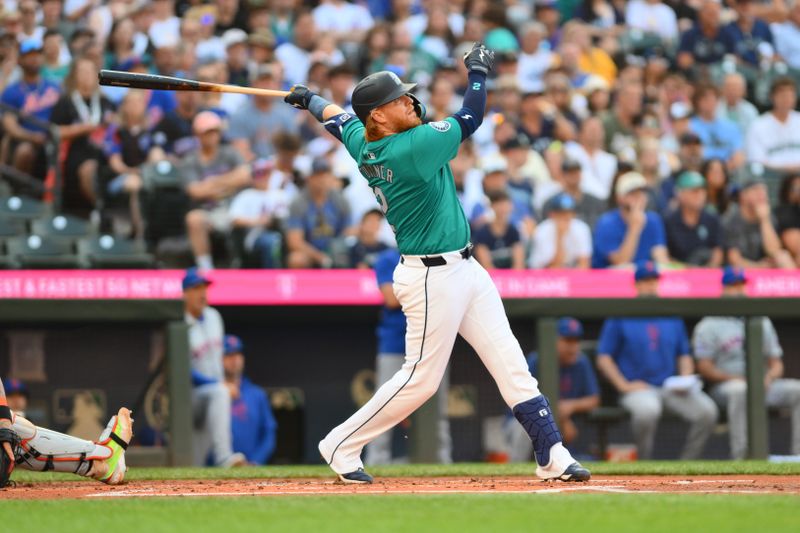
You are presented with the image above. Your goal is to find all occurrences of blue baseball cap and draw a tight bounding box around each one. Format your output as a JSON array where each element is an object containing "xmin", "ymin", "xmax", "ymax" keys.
[
  {"xmin": 557, "ymin": 317, "xmax": 583, "ymax": 338},
  {"xmin": 634, "ymin": 261, "xmax": 661, "ymax": 282},
  {"xmin": 19, "ymin": 39, "xmax": 43, "ymax": 55},
  {"xmin": 182, "ymin": 267, "xmax": 212, "ymax": 290},
  {"xmin": 4, "ymin": 378, "xmax": 29, "ymax": 398},
  {"xmin": 223, "ymin": 335, "xmax": 243, "ymax": 355},
  {"xmin": 722, "ymin": 266, "xmax": 748, "ymax": 286},
  {"xmin": 547, "ymin": 192, "xmax": 577, "ymax": 212}
]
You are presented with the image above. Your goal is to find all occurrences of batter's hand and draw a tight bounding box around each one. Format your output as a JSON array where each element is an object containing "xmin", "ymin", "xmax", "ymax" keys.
[
  {"xmin": 463, "ymin": 42, "xmax": 495, "ymax": 75},
  {"xmin": 284, "ymin": 85, "xmax": 316, "ymax": 110}
]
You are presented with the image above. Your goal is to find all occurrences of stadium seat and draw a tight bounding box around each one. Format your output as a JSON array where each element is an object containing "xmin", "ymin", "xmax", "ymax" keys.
[
  {"xmin": 0, "ymin": 217, "xmax": 26, "ymax": 269},
  {"xmin": 5, "ymin": 234, "xmax": 82, "ymax": 269},
  {"xmin": 32, "ymin": 214, "xmax": 93, "ymax": 240},
  {"xmin": 0, "ymin": 195, "xmax": 49, "ymax": 230},
  {"xmin": 79, "ymin": 235, "xmax": 155, "ymax": 269}
]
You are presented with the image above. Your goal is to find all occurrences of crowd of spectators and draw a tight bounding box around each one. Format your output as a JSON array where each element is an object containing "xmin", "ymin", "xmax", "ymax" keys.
[{"xmin": 1, "ymin": 0, "xmax": 800, "ymax": 270}]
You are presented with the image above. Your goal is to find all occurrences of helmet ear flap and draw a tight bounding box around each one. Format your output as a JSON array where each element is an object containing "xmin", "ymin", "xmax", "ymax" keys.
[{"xmin": 407, "ymin": 93, "xmax": 426, "ymax": 121}]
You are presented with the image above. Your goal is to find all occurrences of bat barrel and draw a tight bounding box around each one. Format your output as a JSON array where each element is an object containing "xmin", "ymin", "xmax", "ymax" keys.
[{"xmin": 98, "ymin": 70, "xmax": 203, "ymax": 91}]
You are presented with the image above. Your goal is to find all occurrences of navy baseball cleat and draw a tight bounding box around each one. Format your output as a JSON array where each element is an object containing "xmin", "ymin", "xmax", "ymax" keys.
[
  {"xmin": 338, "ymin": 468, "xmax": 374, "ymax": 484},
  {"xmin": 547, "ymin": 462, "xmax": 591, "ymax": 482}
]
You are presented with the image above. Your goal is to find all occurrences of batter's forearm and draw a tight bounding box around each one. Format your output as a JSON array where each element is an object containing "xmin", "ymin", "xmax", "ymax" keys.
[{"xmin": 454, "ymin": 71, "xmax": 487, "ymax": 141}]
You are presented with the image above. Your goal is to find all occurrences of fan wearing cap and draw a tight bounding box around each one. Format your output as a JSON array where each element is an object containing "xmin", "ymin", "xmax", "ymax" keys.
[
  {"xmin": 693, "ymin": 267, "xmax": 800, "ymax": 459},
  {"xmin": 473, "ymin": 190, "xmax": 526, "ymax": 270},
  {"xmin": 506, "ymin": 318, "xmax": 599, "ymax": 461},
  {"xmin": 530, "ymin": 192, "xmax": 592, "ymax": 269},
  {"xmin": 227, "ymin": 159, "xmax": 288, "ymax": 268},
  {"xmin": 1, "ymin": 38, "xmax": 61, "ymax": 183},
  {"xmin": 284, "ymin": 157, "xmax": 353, "ymax": 268},
  {"xmin": 182, "ymin": 268, "xmax": 247, "ymax": 467},
  {"xmin": 722, "ymin": 176, "xmax": 795, "ymax": 269},
  {"xmin": 284, "ymin": 43, "xmax": 590, "ymax": 483},
  {"xmin": 596, "ymin": 262, "xmax": 718, "ymax": 460},
  {"xmin": 664, "ymin": 171, "xmax": 723, "ymax": 267},
  {"xmin": 592, "ymin": 171, "xmax": 669, "ymax": 268},
  {"xmin": 222, "ymin": 335, "xmax": 278, "ymax": 465},
  {"xmin": 229, "ymin": 64, "xmax": 299, "ymax": 161},
  {"xmin": 181, "ymin": 110, "xmax": 251, "ymax": 270}
]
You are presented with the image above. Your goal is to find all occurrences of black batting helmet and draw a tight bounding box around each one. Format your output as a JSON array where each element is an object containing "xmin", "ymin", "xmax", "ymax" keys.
[{"xmin": 351, "ymin": 71, "xmax": 422, "ymax": 123}]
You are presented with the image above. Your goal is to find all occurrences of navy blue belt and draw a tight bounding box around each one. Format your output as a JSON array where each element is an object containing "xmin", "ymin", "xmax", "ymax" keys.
[{"xmin": 402, "ymin": 244, "xmax": 473, "ymax": 267}]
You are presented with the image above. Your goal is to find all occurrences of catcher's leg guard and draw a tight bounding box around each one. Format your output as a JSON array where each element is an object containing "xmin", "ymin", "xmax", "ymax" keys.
[{"xmin": 12, "ymin": 408, "xmax": 132, "ymax": 484}]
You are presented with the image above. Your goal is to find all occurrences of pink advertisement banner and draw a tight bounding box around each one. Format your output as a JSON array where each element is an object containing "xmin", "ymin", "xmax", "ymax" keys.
[{"xmin": 0, "ymin": 269, "xmax": 798, "ymax": 305}]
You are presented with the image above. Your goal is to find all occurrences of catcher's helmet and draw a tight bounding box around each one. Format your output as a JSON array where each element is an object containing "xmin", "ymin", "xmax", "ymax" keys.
[{"xmin": 351, "ymin": 71, "xmax": 423, "ymax": 123}]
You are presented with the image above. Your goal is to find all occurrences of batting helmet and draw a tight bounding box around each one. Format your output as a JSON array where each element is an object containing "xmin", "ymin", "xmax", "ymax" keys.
[{"xmin": 351, "ymin": 71, "xmax": 424, "ymax": 124}]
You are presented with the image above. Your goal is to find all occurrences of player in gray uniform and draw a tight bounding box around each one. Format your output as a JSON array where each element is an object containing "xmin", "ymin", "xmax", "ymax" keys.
[
  {"xmin": 693, "ymin": 267, "xmax": 800, "ymax": 459},
  {"xmin": 284, "ymin": 43, "xmax": 590, "ymax": 483},
  {"xmin": 183, "ymin": 268, "xmax": 246, "ymax": 467}
]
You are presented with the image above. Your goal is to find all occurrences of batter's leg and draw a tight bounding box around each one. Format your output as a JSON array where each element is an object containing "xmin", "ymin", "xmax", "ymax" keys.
[
  {"xmin": 457, "ymin": 259, "xmax": 587, "ymax": 480},
  {"xmin": 365, "ymin": 354, "xmax": 405, "ymax": 466},
  {"xmin": 319, "ymin": 262, "xmax": 469, "ymax": 477}
]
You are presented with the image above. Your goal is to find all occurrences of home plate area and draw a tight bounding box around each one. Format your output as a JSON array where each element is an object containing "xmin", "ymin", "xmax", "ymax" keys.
[{"xmin": 5, "ymin": 476, "xmax": 800, "ymax": 499}]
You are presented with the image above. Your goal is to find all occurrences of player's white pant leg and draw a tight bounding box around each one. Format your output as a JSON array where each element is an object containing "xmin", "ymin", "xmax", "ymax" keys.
[
  {"xmin": 12, "ymin": 415, "xmax": 112, "ymax": 475},
  {"xmin": 457, "ymin": 259, "xmax": 540, "ymax": 407},
  {"xmin": 320, "ymin": 260, "xmax": 470, "ymax": 474},
  {"xmin": 192, "ymin": 383, "xmax": 234, "ymax": 466},
  {"xmin": 365, "ymin": 354, "xmax": 405, "ymax": 466},
  {"xmin": 458, "ymin": 258, "xmax": 576, "ymax": 474}
]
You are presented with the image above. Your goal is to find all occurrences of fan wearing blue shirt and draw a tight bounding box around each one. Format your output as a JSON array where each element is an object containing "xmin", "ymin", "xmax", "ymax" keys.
[
  {"xmin": 507, "ymin": 318, "xmax": 600, "ymax": 462},
  {"xmin": 595, "ymin": 262, "xmax": 718, "ymax": 460},
  {"xmin": 689, "ymin": 85, "xmax": 744, "ymax": 169},
  {"xmin": 1, "ymin": 39, "xmax": 61, "ymax": 182},
  {"xmin": 365, "ymin": 249, "xmax": 452, "ymax": 465},
  {"xmin": 722, "ymin": 0, "xmax": 774, "ymax": 67},
  {"xmin": 592, "ymin": 172, "xmax": 669, "ymax": 268},
  {"xmin": 222, "ymin": 335, "xmax": 278, "ymax": 465}
]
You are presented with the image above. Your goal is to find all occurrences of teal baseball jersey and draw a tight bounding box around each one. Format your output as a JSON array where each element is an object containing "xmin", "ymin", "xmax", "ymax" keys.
[{"xmin": 341, "ymin": 117, "xmax": 470, "ymax": 255}]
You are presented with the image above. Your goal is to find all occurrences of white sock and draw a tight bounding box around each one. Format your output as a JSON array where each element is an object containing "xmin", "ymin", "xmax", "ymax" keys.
[{"xmin": 197, "ymin": 255, "xmax": 214, "ymax": 270}]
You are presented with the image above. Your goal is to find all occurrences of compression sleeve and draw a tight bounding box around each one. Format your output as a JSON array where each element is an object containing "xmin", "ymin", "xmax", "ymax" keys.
[{"xmin": 452, "ymin": 71, "xmax": 487, "ymax": 141}]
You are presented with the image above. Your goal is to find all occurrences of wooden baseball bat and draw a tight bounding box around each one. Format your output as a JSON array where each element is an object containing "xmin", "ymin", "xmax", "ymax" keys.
[{"xmin": 98, "ymin": 70, "xmax": 290, "ymax": 98}]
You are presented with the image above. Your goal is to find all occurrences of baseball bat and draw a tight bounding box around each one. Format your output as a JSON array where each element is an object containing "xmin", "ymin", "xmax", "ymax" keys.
[{"xmin": 98, "ymin": 70, "xmax": 290, "ymax": 98}]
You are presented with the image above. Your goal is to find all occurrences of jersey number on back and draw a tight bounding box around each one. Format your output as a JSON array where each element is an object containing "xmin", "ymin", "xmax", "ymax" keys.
[{"xmin": 372, "ymin": 186, "xmax": 397, "ymax": 233}]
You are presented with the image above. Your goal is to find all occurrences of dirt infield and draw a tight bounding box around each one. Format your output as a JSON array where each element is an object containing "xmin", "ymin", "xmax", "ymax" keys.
[{"xmin": 3, "ymin": 475, "xmax": 800, "ymax": 499}]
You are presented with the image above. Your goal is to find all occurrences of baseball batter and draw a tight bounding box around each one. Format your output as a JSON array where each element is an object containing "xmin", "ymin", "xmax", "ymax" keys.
[
  {"xmin": 0, "ymin": 376, "xmax": 132, "ymax": 488},
  {"xmin": 285, "ymin": 43, "xmax": 590, "ymax": 483}
]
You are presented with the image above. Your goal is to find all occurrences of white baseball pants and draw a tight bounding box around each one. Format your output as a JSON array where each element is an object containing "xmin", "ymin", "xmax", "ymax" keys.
[
  {"xmin": 320, "ymin": 252, "xmax": 540, "ymax": 474},
  {"xmin": 365, "ymin": 353, "xmax": 452, "ymax": 465}
]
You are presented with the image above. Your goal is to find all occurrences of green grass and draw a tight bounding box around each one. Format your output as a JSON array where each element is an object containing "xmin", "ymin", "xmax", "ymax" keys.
[
  {"xmin": 4, "ymin": 494, "xmax": 799, "ymax": 533},
  {"xmin": 10, "ymin": 460, "xmax": 800, "ymax": 484},
  {"xmin": 6, "ymin": 462, "xmax": 800, "ymax": 532}
]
